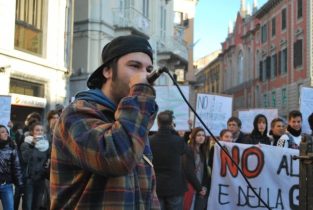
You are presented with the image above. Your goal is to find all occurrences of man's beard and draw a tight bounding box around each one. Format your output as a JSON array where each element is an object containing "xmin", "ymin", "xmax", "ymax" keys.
[{"xmin": 110, "ymin": 77, "xmax": 129, "ymax": 104}]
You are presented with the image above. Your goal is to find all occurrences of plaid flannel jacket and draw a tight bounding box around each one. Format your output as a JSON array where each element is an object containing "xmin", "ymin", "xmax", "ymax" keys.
[{"xmin": 50, "ymin": 84, "xmax": 160, "ymax": 210}]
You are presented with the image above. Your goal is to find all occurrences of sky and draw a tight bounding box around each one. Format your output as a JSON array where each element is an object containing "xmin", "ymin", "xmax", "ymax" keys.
[{"xmin": 194, "ymin": 0, "xmax": 267, "ymax": 60}]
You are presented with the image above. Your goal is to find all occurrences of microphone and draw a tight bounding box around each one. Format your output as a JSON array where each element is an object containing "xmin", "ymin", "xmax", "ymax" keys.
[{"xmin": 147, "ymin": 67, "xmax": 168, "ymax": 84}]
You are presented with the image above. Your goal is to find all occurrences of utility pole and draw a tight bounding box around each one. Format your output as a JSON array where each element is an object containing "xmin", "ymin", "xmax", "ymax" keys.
[{"xmin": 293, "ymin": 135, "xmax": 313, "ymax": 210}]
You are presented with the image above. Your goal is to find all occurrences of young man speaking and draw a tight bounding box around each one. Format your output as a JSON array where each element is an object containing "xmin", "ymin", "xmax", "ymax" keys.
[{"xmin": 50, "ymin": 35, "xmax": 160, "ymax": 209}]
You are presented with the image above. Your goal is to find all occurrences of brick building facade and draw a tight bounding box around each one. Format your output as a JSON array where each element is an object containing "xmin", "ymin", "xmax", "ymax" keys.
[{"xmin": 221, "ymin": 0, "xmax": 313, "ymax": 118}]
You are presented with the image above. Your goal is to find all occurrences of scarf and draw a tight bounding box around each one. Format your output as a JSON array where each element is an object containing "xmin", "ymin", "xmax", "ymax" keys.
[
  {"xmin": 287, "ymin": 125, "xmax": 302, "ymax": 137},
  {"xmin": 24, "ymin": 136, "xmax": 49, "ymax": 152}
]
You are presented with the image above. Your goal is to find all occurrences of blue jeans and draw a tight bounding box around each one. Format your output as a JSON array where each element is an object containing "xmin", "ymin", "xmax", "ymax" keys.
[
  {"xmin": 24, "ymin": 179, "xmax": 45, "ymax": 210},
  {"xmin": 159, "ymin": 195, "xmax": 183, "ymax": 210},
  {"xmin": 0, "ymin": 183, "xmax": 14, "ymax": 210}
]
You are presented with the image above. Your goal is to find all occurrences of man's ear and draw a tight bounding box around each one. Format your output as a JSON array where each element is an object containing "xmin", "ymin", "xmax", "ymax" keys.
[{"xmin": 102, "ymin": 67, "xmax": 112, "ymax": 79}]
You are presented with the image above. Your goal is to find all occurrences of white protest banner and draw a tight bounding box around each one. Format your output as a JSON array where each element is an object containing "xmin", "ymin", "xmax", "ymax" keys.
[
  {"xmin": 194, "ymin": 93, "xmax": 233, "ymax": 136},
  {"xmin": 151, "ymin": 85, "xmax": 189, "ymax": 131},
  {"xmin": 238, "ymin": 109, "xmax": 278, "ymax": 133},
  {"xmin": 0, "ymin": 95, "xmax": 11, "ymax": 128},
  {"xmin": 208, "ymin": 142, "xmax": 299, "ymax": 210},
  {"xmin": 299, "ymin": 86, "xmax": 313, "ymax": 134}
]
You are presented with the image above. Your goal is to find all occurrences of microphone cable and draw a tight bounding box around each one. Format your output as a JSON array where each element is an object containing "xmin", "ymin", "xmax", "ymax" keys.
[{"xmin": 163, "ymin": 69, "xmax": 272, "ymax": 210}]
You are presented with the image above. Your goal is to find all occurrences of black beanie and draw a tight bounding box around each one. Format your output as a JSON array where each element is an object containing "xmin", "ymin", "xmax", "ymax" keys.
[{"xmin": 87, "ymin": 35, "xmax": 153, "ymax": 89}]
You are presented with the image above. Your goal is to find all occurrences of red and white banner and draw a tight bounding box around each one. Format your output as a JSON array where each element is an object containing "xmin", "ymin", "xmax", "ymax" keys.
[{"xmin": 208, "ymin": 142, "xmax": 299, "ymax": 210}]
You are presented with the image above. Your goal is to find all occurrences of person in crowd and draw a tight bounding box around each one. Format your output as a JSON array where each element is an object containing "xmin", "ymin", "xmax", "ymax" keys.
[
  {"xmin": 41, "ymin": 110, "xmax": 59, "ymax": 210},
  {"xmin": 180, "ymin": 119, "xmax": 193, "ymax": 143},
  {"xmin": 277, "ymin": 110, "xmax": 303, "ymax": 149},
  {"xmin": 208, "ymin": 129, "xmax": 233, "ymax": 169},
  {"xmin": 50, "ymin": 35, "xmax": 160, "ymax": 209},
  {"xmin": 0, "ymin": 125, "xmax": 23, "ymax": 210},
  {"xmin": 308, "ymin": 112, "xmax": 313, "ymax": 136},
  {"xmin": 183, "ymin": 127, "xmax": 210, "ymax": 210},
  {"xmin": 55, "ymin": 104, "xmax": 64, "ymax": 116},
  {"xmin": 14, "ymin": 113, "xmax": 41, "ymax": 210},
  {"xmin": 268, "ymin": 118, "xmax": 285, "ymax": 146},
  {"xmin": 219, "ymin": 129, "xmax": 233, "ymax": 142},
  {"xmin": 244, "ymin": 114, "xmax": 271, "ymax": 145},
  {"xmin": 23, "ymin": 112, "xmax": 41, "ymax": 134},
  {"xmin": 20, "ymin": 122, "xmax": 49, "ymax": 210},
  {"xmin": 46, "ymin": 110, "xmax": 59, "ymax": 145},
  {"xmin": 227, "ymin": 117, "xmax": 246, "ymax": 143},
  {"xmin": 150, "ymin": 110, "xmax": 187, "ymax": 210},
  {"xmin": 7, "ymin": 121, "xmax": 23, "ymax": 148}
]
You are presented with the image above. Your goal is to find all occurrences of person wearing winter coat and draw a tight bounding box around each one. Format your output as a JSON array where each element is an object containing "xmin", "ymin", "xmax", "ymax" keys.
[
  {"xmin": 277, "ymin": 110, "xmax": 303, "ymax": 149},
  {"xmin": 244, "ymin": 114, "xmax": 271, "ymax": 145},
  {"xmin": 0, "ymin": 125, "xmax": 23, "ymax": 210},
  {"xmin": 268, "ymin": 118, "xmax": 285, "ymax": 146},
  {"xmin": 20, "ymin": 122, "xmax": 49, "ymax": 210},
  {"xmin": 183, "ymin": 127, "xmax": 210, "ymax": 210},
  {"xmin": 150, "ymin": 110, "xmax": 187, "ymax": 210},
  {"xmin": 50, "ymin": 35, "xmax": 160, "ymax": 209},
  {"xmin": 227, "ymin": 117, "xmax": 246, "ymax": 143}
]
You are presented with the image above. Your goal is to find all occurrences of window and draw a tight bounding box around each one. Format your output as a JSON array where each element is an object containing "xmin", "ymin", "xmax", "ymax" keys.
[
  {"xmin": 262, "ymin": 59, "xmax": 266, "ymax": 82},
  {"xmin": 297, "ymin": 0, "xmax": 303, "ymax": 19},
  {"xmin": 266, "ymin": 56, "xmax": 271, "ymax": 80},
  {"xmin": 281, "ymin": 88, "xmax": 287, "ymax": 107},
  {"xmin": 263, "ymin": 94, "xmax": 268, "ymax": 108},
  {"xmin": 261, "ymin": 24, "xmax": 267, "ymax": 43},
  {"xmin": 271, "ymin": 18, "xmax": 276, "ymax": 37},
  {"xmin": 124, "ymin": 0, "xmax": 134, "ymax": 8},
  {"xmin": 294, "ymin": 39, "xmax": 303, "ymax": 68},
  {"xmin": 298, "ymin": 83, "xmax": 303, "ymax": 99},
  {"xmin": 281, "ymin": 9, "xmax": 287, "ymax": 30},
  {"xmin": 237, "ymin": 51, "xmax": 244, "ymax": 84},
  {"xmin": 278, "ymin": 51, "xmax": 281, "ymax": 75},
  {"xmin": 280, "ymin": 48, "xmax": 287, "ymax": 74},
  {"xmin": 272, "ymin": 91, "xmax": 276, "ymax": 107},
  {"xmin": 10, "ymin": 78, "xmax": 44, "ymax": 97},
  {"xmin": 259, "ymin": 61, "xmax": 263, "ymax": 81},
  {"xmin": 174, "ymin": 12, "xmax": 183, "ymax": 25},
  {"xmin": 271, "ymin": 54, "xmax": 277, "ymax": 79},
  {"xmin": 142, "ymin": 0, "xmax": 149, "ymax": 17},
  {"xmin": 15, "ymin": 0, "xmax": 44, "ymax": 55},
  {"xmin": 255, "ymin": 85, "xmax": 260, "ymax": 107}
]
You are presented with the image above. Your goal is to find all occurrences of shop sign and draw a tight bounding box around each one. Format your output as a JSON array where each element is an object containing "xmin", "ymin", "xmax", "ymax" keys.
[{"xmin": 10, "ymin": 93, "xmax": 46, "ymax": 108}]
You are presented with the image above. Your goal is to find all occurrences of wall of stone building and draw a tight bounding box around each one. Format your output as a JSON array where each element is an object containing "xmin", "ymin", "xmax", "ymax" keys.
[
  {"xmin": 0, "ymin": 0, "xmax": 69, "ymax": 120},
  {"xmin": 220, "ymin": 0, "xmax": 313, "ymax": 119}
]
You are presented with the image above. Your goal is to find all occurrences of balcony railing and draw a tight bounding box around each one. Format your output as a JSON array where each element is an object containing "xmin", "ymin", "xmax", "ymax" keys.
[
  {"xmin": 112, "ymin": 7, "xmax": 150, "ymax": 36},
  {"xmin": 158, "ymin": 37, "xmax": 188, "ymax": 61}
]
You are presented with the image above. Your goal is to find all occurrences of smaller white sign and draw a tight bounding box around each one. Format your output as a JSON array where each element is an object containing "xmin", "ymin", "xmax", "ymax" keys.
[
  {"xmin": 195, "ymin": 93, "xmax": 233, "ymax": 136},
  {"xmin": 151, "ymin": 86, "xmax": 190, "ymax": 131},
  {"xmin": 299, "ymin": 86, "xmax": 313, "ymax": 134}
]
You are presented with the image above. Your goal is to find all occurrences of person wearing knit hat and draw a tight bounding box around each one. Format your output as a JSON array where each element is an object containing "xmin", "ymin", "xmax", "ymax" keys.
[{"xmin": 50, "ymin": 35, "xmax": 160, "ymax": 209}]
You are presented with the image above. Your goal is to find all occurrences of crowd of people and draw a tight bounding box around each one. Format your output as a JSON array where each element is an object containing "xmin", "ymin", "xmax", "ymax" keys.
[
  {"xmin": 0, "ymin": 107, "xmax": 62, "ymax": 210},
  {"xmin": 1, "ymin": 107, "xmax": 311, "ymax": 210},
  {"xmin": 149, "ymin": 109, "xmax": 313, "ymax": 210},
  {"xmin": 1, "ymin": 35, "xmax": 313, "ymax": 210}
]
